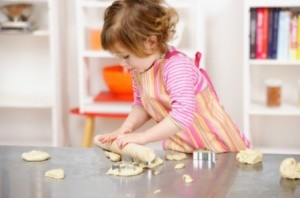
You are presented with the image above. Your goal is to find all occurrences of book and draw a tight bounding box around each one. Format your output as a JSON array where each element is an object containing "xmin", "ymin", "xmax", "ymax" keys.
[
  {"xmin": 256, "ymin": 8, "xmax": 264, "ymax": 59},
  {"xmin": 269, "ymin": 8, "xmax": 280, "ymax": 59},
  {"xmin": 267, "ymin": 8, "xmax": 274, "ymax": 59},
  {"xmin": 249, "ymin": 8, "xmax": 257, "ymax": 59},
  {"xmin": 290, "ymin": 13, "xmax": 298, "ymax": 60},
  {"xmin": 261, "ymin": 8, "xmax": 269, "ymax": 59},
  {"xmin": 277, "ymin": 10, "xmax": 291, "ymax": 60}
]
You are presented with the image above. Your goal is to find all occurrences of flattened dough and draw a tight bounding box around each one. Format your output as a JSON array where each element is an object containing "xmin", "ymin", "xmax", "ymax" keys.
[
  {"xmin": 45, "ymin": 168, "xmax": 65, "ymax": 179},
  {"xmin": 104, "ymin": 151, "xmax": 121, "ymax": 162},
  {"xmin": 107, "ymin": 157, "xmax": 163, "ymax": 177},
  {"xmin": 280, "ymin": 158, "xmax": 300, "ymax": 179},
  {"xmin": 22, "ymin": 150, "xmax": 50, "ymax": 162},
  {"xmin": 166, "ymin": 153, "xmax": 187, "ymax": 161},
  {"xmin": 107, "ymin": 163, "xmax": 143, "ymax": 177},
  {"xmin": 236, "ymin": 149, "xmax": 263, "ymax": 165}
]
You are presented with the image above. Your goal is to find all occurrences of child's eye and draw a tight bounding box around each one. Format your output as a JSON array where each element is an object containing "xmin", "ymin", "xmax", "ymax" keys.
[{"xmin": 122, "ymin": 55, "xmax": 129, "ymax": 59}]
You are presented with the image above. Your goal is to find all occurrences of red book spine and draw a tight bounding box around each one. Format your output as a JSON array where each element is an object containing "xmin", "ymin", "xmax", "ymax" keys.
[{"xmin": 261, "ymin": 8, "xmax": 269, "ymax": 59}]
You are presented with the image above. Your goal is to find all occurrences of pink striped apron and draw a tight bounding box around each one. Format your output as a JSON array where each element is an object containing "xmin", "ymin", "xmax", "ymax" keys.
[{"xmin": 134, "ymin": 51, "xmax": 250, "ymax": 153}]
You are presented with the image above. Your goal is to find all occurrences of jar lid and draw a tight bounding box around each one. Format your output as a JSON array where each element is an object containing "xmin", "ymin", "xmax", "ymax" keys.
[{"xmin": 265, "ymin": 79, "xmax": 282, "ymax": 87}]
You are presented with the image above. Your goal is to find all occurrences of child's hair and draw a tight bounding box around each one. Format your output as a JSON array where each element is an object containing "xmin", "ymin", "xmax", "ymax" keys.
[{"xmin": 101, "ymin": 0, "xmax": 179, "ymax": 57}]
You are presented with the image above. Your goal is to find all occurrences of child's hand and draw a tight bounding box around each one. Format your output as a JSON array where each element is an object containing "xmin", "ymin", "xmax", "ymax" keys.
[
  {"xmin": 98, "ymin": 128, "xmax": 131, "ymax": 144},
  {"xmin": 116, "ymin": 133, "xmax": 146, "ymax": 149}
]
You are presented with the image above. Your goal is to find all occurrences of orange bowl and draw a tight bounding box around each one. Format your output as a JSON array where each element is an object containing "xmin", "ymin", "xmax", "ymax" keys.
[{"xmin": 102, "ymin": 65, "xmax": 133, "ymax": 95}]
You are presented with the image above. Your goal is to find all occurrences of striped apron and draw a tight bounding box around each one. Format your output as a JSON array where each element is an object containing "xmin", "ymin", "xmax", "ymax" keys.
[{"xmin": 134, "ymin": 52, "xmax": 250, "ymax": 153}]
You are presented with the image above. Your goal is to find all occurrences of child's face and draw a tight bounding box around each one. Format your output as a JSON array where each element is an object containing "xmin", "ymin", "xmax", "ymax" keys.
[{"xmin": 117, "ymin": 50, "xmax": 159, "ymax": 73}]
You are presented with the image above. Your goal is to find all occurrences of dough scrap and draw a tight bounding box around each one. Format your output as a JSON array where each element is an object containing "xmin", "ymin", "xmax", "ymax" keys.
[
  {"xmin": 106, "ymin": 163, "xmax": 143, "ymax": 177},
  {"xmin": 22, "ymin": 150, "xmax": 50, "ymax": 162},
  {"xmin": 174, "ymin": 163, "xmax": 185, "ymax": 169},
  {"xmin": 154, "ymin": 189, "xmax": 161, "ymax": 194},
  {"xmin": 236, "ymin": 149, "xmax": 263, "ymax": 165},
  {"xmin": 166, "ymin": 153, "xmax": 187, "ymax": 161},
  {"xmin": 45, "ymin": 169, "xmax": 64, "ymax": 179},
  {"xmin": 280, "ymin": 158, "xmax": 300, "ymax": 179},
  {"xmin": 153, "ymin": 170, "xmax": 160, "ymax": 175},
  {"xmin": 183, "ymin": 174, "xmax": 193, "ymax": 183},
  {"xmin": 139, "ymin": 157, "xmax": 164, "ymax": 169},
  {"xmin": 104, "ymin": 151, "xmax": 121, "ymax": 162}
]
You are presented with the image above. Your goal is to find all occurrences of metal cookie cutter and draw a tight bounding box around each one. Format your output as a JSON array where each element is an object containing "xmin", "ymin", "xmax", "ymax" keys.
[
  {"xmin": 111, "ymin": 162, "xmax": 137, "ymax": 172},
  {"xmin": 111, "ymin": 156, "xmax": 138, "ymax": 172},
  {"xmin": 193, "ymin": 150, "xmax": 216, "ymax": 169}
]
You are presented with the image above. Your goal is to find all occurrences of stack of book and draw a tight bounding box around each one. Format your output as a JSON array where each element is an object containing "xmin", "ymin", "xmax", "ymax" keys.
[{"xmin": 249, "ymin": 8, "xmax": 300, "ymax": 60}]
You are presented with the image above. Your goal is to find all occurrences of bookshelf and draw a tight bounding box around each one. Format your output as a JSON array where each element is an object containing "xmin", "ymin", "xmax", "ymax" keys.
[
  {"xmin": 76, "ymin": 0, "xmax": 205, "ymax": 115},
  {"xmin": 243, "ymin": 0, "xmax": 300, "ymax": 154}
]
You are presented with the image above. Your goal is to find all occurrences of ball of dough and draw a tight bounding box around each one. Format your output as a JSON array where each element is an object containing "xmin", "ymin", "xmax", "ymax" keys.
[
  {"xmin": 236, "ymin": 149, "xmax": 263, "ymax": 165},
  {"xmin": 22, "ymin": 150, "xmax": 50, "ymax": 162},
  {"xmin": 280, "ymin": 158, "xmax": 300, "ymax": 180}
]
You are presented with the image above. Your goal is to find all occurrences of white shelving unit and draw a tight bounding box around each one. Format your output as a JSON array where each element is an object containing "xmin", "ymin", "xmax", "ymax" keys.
[
  {"xmin": 0, "ymin": 0, "xmax": 65, "ymax": 146},
  {"xmin": 243, "ymin": 0, "xmax": 300, "ymax": 154},
  {"xmin": 76, "ymin": 0, "xmax": 205, "ymax": 114}
]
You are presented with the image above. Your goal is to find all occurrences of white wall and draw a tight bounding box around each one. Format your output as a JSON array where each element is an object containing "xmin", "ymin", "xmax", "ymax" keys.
[
  {"xmin": 203, "ymin": 0, "xmax": 244, "ymax": 130},
  {"xmin": 65, "ymin": 0, "xmax": 245, "ymax": 147}
]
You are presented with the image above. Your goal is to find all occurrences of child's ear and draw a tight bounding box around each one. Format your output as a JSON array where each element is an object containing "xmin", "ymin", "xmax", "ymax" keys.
[{"xmin": 145, "ymin": 36, "xmax": 158, "ymax": 51}]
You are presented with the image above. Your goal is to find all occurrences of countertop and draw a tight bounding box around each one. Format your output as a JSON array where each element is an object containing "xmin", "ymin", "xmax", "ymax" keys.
[{"xmin": 0, "ymin": 145, "xmax": 299, "ymax": 198}]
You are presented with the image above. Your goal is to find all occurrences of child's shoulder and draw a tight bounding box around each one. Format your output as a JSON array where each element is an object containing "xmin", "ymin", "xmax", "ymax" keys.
[
  {"xmin": 164, "ymin": 51, "xmax": 196, "ymax": 70},
  {"xmin": 164, "ymin": 47, "xmax": 194, "ymax": 63}
]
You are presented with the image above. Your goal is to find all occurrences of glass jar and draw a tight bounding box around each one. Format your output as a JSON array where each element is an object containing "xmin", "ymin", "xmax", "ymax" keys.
[{"xmin": 265, "ymin": 79, "xmax": 282, "ymax": 107}]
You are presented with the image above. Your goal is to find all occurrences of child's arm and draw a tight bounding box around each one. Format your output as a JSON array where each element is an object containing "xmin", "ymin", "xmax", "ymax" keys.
[
  {"xmin": 116, "ymin": 56, "xmax": 198, "ymax": 148},
  {"xmin": 121, "ymin": 106, "xmax": 151, "ymax": 132},
  {"xmin": 116, "ymin": 116, "xmax": 181, "ymax": 148},
  {"xmin": 98, "ymin": 107, "xmax": 151, "ymax": 143}
]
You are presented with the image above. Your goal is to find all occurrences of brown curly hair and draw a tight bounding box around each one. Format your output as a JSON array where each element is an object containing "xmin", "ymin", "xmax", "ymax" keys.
[{"xmin": 101, "ymin": 0, "xmax": 178, "ymax": 57}]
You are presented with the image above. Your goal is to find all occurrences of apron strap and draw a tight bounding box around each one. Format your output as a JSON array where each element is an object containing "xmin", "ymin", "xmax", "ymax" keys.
[
  {"xmin": 194, "ymin": 52, "xmax": 220, "ymax": 101},
  {"xmin": 165, "ymin": 50, "xmax": 220, "ymax": 101}
]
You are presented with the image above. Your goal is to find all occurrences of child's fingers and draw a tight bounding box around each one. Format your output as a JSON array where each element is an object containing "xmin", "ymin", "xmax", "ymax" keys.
[
  {"xmin": 116, "ymin": 137, "xmax": 128, "ymax": 149},
  {"xmin": 98, "ymin": 135, "xmax": 111, "ymax": 143},
  {"xmin": 98, "ymin": 136, "xmax": 105, "ymax": 142},
  {"xmin": 116, "ymin": 138, "xmax": 124, "ymax": 149}
]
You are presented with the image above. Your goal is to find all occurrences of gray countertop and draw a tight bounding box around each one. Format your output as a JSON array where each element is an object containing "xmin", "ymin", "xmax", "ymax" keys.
[{"xmin": 0, "ymin": 145, "xmax": 299, "ymax": 198}]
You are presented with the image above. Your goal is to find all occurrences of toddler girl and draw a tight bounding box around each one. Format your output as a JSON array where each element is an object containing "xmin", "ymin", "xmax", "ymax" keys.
[{"xmin": 96, "ymin": 0, "xmax": 250, "ymax": 153}]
